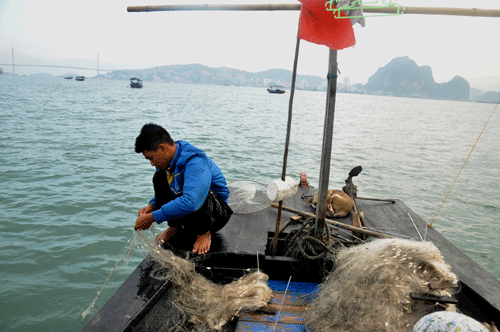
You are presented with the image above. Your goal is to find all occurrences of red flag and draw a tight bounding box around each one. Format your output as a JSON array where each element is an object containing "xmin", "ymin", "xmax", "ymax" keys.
[{"xmin": 297, "ymin": 0, "xmax": 356, "ymax": 50}]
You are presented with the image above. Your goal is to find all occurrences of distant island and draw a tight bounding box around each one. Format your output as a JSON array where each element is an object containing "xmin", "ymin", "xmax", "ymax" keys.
[
  {"xmin": 363, "ymin": 57, "xmax": 497, "ymax": 103},
  {"xmin": 364, "ymin": 56, "xmax": 470, "ymax": 101},
  {"xmin": 100, "ymin": 58, "xmax": 498, "ymax": 103},
  {"xmin": 362, "ymin": 57, "xmax": 498, "ymax": 103},
  {"xmin": 3, "ymin": 54, "xmax": 498, "ymax": 102}
]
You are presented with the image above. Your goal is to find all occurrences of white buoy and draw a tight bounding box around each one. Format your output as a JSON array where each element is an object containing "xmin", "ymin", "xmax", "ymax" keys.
[{"xmin": 267, "ymin": 176, "xmax": 297, "ymax": 202}]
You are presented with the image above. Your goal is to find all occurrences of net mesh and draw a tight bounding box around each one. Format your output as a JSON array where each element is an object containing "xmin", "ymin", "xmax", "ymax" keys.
[
  {"xmin": 82, "ymin": 229, "xmax": 272, "ymax": 330},
  {"xmin": 227, "ymin": 180, "xmax": 272, "ymax": 214},
  {"xmin": 134, "ymin": 231, "xmax": 272, "ymax": 331},
  {"xmin": 305, "ymin": 238, "xmax": 459, "ymax": 332}
]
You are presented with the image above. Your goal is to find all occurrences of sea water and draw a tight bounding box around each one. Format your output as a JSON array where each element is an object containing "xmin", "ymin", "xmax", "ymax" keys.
[{"xmin": 0, "ymin": 75, "xmax": 499, "ymax": 331}]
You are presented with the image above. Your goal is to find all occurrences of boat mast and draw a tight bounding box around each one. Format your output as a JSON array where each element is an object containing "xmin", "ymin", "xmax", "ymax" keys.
[
  {"xmin": 272, "ymin": 37, "xmax": 300, "ymax": 255},
  {"xmin": 315, "ymin": 49, "xmax": 337, "ymax": 239}
]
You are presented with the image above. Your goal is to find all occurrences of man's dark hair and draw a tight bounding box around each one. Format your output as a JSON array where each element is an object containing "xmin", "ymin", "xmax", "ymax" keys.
[{"xmin": 135, "ymin": 123, "xmax": 174, "ymax": 153}]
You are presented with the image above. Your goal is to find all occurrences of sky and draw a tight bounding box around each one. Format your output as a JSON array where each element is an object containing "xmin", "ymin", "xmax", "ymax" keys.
[{"xmin": 1, "ymin": 0, "xmax": 500, "ymax": 91}]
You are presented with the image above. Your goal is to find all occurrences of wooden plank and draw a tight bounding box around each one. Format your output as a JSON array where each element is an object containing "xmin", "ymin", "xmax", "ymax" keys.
[
  {"xmin": 271, "ymin": 203, "xmax": 392, "ymax": 239},
  {"xmin": 235, "ymin": 321, "xmax": 306, "ymax": 332},
  {"xmin": 269, "ymin": 292, "xmax": 313, "ymax": 306},
  {"xmin": 238, "ymin": 304, "xmax": 305, "ymax": 324},
  {"xmin": 127, "ymin": 4, "xmax": 500, "ymax": 18},
  {"xmin": 267, "ymin": 280, "xmax": 318, "ymax": 293},
  {"xmin": 235, "ymin": 281, "xmax": 317, "ymax": 332}
]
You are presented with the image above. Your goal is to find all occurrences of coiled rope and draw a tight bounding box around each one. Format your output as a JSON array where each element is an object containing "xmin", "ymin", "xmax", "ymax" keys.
[{"xmin": 282, "ymin": 217, "xmax": 348, "ymax": 260}]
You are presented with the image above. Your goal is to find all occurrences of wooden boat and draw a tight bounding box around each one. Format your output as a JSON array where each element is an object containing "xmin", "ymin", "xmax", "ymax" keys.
[
  {"xmin": 81, "ymin": 4, "xmax": 500, "ymax": 332},
  {"xmin": 64, "ymin": 76, "xmax": 73, "ymax": 79},
  {"xmin": 130, "ymin": 77, "xmax": 143, "ymax": 88},
  {"xmin": 267, "ymin": 85, "xmax": 285, "ymax": 94},
  {"xmin": 75, "ymin": 76, "xmax": 85, "ymax": 81},
  {"xmin": 81, "ymin": 179, "xmax": 500, "ymax": 331}
]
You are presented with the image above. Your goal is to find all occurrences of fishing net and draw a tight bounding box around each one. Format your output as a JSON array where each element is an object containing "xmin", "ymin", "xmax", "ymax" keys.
[
  {"xmin": 81, "ymin": 231, "xmax": 139, "ymax": 320},
  {"xmin": 227, "ymin": 180, "xmax": 272, "ymax": 214},
  {"xmin": 82, "ymin": 229, "xmax": 272, "ymax": 330},
  {"xmin": 305, "ymin": 238, "xmax": 459, "ymax": 332},
  {"xmin": 133, "ymin": 231, "xmax": 272, "ymax": 331}
]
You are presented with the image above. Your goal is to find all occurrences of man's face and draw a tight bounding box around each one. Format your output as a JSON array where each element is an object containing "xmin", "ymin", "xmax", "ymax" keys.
[{"xmin": 142, "ymin": 144, "xmax": 175, "ymax": 170}]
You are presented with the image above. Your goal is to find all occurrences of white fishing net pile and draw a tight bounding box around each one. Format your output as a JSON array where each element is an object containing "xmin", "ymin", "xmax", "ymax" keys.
[
  {"xmin": 306, "ymin": 238, "xmax": 459, "ymax": 332},
  {"xmin": 134, "ymin": 231, "xmax": 272, "ymax": 331}
]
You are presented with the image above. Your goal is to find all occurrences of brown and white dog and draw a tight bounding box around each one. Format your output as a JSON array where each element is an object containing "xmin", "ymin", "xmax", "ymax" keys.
[{"xmin": 310, "ymin": 190, "xmax": 354, "ymax": 218}]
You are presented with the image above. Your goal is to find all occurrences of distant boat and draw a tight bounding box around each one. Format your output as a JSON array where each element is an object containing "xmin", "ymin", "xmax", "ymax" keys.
[
  {"xmin": 129, "ymin": 77, "xmax": 143, "ymax": 88},
  {"xmin": 64, "ymin": 76, "xmax": 73, "ymax": 79},
  {"xmin": 267, "ymin": 85, "xmax": 285, "ymax": 94},
  {"xmin": 75, "ymin": 76, "xmax": 85, "ymax": 81}
]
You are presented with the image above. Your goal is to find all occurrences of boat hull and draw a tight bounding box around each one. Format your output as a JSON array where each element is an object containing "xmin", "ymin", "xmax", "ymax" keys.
[
  {"xmin": 267, "ymin": 89, "xmax": 285, "ymax": 94},
  {"xmin": 130, "ymin": 78, "xmax": 143, "ymax": 88}
]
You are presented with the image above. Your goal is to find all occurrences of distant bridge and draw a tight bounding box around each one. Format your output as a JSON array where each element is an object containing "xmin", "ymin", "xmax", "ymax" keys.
[{"xmin": 0, "ymin": 64, "xmax": 113, "ymax": 72}]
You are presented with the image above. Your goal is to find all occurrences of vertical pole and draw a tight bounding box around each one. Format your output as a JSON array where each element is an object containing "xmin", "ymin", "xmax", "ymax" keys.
[
  {"xmin": 315, "ymin": 49, "xmax": 338, "ymax": 239},
  {"xmin": 11, "ymin": 47, "xmax": 15, "ymax": 75},
  {"xmin": 272, "ymin": 37, "xmax": 300, "ymax": 256},
  {"xmin": 97, "ymin": 53, "xmax": 100, "ymax": 76}
]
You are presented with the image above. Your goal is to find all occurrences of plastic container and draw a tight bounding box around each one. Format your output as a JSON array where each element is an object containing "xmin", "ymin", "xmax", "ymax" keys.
[{"xmin": 267, "ymin": 176, "xmax": 298, "ymax": 202}]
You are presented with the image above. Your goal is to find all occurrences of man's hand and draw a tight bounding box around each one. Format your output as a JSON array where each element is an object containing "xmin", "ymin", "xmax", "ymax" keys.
[
  {"xmin": 138, "ymin": 204, "xmax": 154, "ymax": 217},
  {"xmin": 135, "ymin": 213, "xmax": 155, "ymax": 231}
]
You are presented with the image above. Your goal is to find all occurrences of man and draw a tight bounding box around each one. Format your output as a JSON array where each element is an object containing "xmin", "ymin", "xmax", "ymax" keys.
[{"xmin": 134, "ymin": 123, "xmax": 232, "ymax": 255}]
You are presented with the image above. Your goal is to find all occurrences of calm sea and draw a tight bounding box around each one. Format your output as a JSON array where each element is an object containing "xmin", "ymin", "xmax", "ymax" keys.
[{"xmin": 1, "ymin": 75, "xmax": 499, "ymax": 331}]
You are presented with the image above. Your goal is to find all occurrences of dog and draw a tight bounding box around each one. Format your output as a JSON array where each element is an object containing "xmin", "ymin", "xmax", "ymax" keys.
[{"xmin": 309, "ymin": 189, "xmax": 354, "ymax": 218}]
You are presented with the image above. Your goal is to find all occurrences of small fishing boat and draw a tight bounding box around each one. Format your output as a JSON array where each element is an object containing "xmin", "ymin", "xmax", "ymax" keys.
[
  {"xmin": 81, "ymin": 176, "xmax": 500, "ymax": 331},
  {"xmin": 130, "ymin": 77, "xmax": 143, "ymax": 88},
  {"xmin": 75, "ymin": 76, "xmax": 85, "ymax": 81},
  {"xmin": 64, "ymin": 76, "xmax": 73, "ymax": 79},
  {"xmin": 267, "ymin": 85, "xmax": 285, "ymax": 94},
  {"xmin": 81, "ymin": 3, "xmax": 500, "ymax": 332}
]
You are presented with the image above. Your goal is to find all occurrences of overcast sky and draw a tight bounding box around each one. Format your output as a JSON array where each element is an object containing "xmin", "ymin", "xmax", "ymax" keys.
[{"xmin": 1, "ymin": 0, "xmax": 499, "ymax": 91}]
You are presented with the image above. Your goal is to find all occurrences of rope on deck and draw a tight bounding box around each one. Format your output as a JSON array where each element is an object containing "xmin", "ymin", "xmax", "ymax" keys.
[{"xmin": 277, "ymin": 217, "xmax": 352, "ymax": 261}]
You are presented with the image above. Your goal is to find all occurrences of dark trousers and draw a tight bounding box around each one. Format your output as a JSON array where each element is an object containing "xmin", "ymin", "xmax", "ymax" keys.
[{"xmin": 153, "ymin": 169, "xmax": 232, "ymax": 237}]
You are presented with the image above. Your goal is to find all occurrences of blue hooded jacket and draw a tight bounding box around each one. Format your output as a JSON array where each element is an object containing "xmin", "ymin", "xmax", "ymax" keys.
[{"xmin": 150, "ymin": 140, "xmax": 230, "ymax": 224}]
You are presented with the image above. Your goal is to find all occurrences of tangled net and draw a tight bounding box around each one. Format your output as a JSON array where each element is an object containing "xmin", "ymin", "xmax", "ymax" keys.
[
  {"xmin": 134, "ymin": 231, "xmax": 272, "ymax": 331},
  {"xmin": 305, "ymin": 238, "xmax": 459, "ymax": 332}
]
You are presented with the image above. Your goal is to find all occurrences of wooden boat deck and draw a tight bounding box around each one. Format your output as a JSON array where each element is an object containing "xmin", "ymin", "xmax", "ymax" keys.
[
  {"xmin": 81, "ymin": 186, "xmax": 500, "ymax": 331},
  {"xmin": 235, "ymin": 280, "xmax": 317, "ymax": 332}
]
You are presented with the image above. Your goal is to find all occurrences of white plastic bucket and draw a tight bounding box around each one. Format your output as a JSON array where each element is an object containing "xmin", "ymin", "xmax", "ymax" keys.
[{"xmin": 267, "ymin": 176, "xmax": 298, "ymax": 202}]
